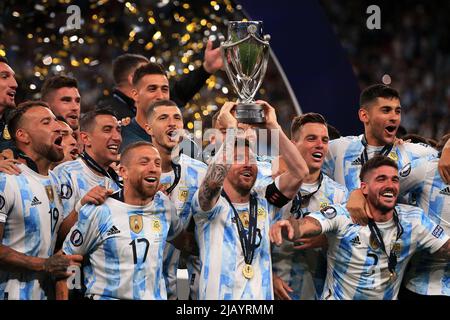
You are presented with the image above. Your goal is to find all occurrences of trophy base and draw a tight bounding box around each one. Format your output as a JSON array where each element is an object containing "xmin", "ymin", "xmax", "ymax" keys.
[{"xmin": 235, "ymin": 104, "xmax": 265, "ymax": 124}]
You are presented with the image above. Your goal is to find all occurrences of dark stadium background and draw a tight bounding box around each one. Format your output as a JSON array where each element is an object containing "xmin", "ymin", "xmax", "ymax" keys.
[{"xmin": 0, "ymin": 0, "xmax": 448, "ymax": 138}]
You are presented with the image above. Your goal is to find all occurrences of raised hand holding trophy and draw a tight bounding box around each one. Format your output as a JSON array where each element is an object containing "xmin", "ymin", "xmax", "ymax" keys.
[{"xmin": 221, "ymin": 21, "xmax": 270, "ymax": 124}]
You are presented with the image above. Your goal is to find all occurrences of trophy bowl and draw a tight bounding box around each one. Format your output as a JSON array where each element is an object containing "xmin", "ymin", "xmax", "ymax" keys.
[{"xmin": 221, "ymin": 21, "xmax": 271, "ymax": 124}]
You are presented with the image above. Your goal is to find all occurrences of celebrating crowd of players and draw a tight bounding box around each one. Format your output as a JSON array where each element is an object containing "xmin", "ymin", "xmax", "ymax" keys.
[{"xmin": 0, "ymin": 48, "xmax": 449, "ymax": 300}]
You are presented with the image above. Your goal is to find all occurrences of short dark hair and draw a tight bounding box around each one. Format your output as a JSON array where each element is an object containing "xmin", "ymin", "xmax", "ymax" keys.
[
  {"xmin": 402, "ymin": 133, "xmax": 431, "ymax": 146},
  {"xmin": 7, "ymin": 100, "xmax": 50, "ymax": 141},
  {"xmin": 396, "ymin": 125, "xmax": 407, "ymax": 138},
  {"xmin": 41, "ymin": 75, "xmax": 79, "ymax": 100},
  {"xmin": 0, "ymin": 56, "xmax": 9, "ymax": 64},
  {"xmin": 145, "ymin": 99, "xmax": 179, "ymax": 121},
  {"xmin": 79, "ymin": 107, "xmax": 118, "ymax": 132},
  {"xmin": 290, "ymin": 112, "xmax": 327, "ymax": 140},
  {"xmin": 360, "ymin": 84, "xmax": 400, "ymax": 108},
  {"xmin": 113, "ymin": 54, "xmax": 149, "ymax": 85},
  {"xmin": 359, "ymin": 155, "xmax": 398, "ymax": 182},
  {"xmin": 327, "ymin": 124, "xmax": 341, "ymax": 140},
  {"xmin": 132, "ymin": 62, "xmax": 166, "ymax": 86},
  {"xmin": 120, "ymin": 141, "xmax": 157, "ymax": 166}
]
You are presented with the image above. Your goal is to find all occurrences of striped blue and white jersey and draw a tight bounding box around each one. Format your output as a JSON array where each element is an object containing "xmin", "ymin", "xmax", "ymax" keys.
[
  {"xmin": 52, "ymin": 158, "xmax": 121, "ymax": 218},
  {"xmin": 192, "ymin": 185, "xmax": 282, "ymax": 300},
  {"xmin": 0, "ymin": 164, "xmax": 63, "ymax": 300},
  {"xmin": 63, "ymin": 191, "xmax": 182, "ymax": 300},
  {"xmin": 272, "ymin": 174, "xmax": 348, "ymax": 300},
  {"xmin": 398, "ymin": 156, "xmax": 450, "ymax": 296},
  {"xmin": 308, "ymin": 204, "xmax": 448, "ymax": 300},
  {"xmin": 254, "ymin": 155, "xmax": 274, "ymax": 189},
  {"xmin": 159, "ymin": 154, "xmax": 207, "ymax": 300},
  {"xmin": 322, "ymin": 135, "xmax": 437, "ymax": 192}
]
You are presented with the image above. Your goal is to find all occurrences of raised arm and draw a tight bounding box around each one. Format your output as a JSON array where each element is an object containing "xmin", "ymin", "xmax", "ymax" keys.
[
  {"xmin": 256, "ymin": 100, "xmax": 309, "ymax": 199},
  {"xmin": 198, "ymin": 102, "xmax": 238, "ymax": 211}
]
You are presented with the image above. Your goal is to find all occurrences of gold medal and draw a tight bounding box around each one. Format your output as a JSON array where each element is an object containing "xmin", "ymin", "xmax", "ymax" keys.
[
  {"xmin": 389, "ymin": 271, "xmax": 397, "ymax": 282},
  {"xmin": 3, "ymin": 126, "xmax": 11, "ymax": 140},
  {"xmin": 242, "ymin": 264, "xmax": 254, "ymax": 279}
]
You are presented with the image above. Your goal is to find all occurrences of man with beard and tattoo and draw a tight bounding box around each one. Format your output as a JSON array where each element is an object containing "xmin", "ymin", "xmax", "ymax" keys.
[
  {"xmin": 321, "ymin": 84, "xmax": 448, "ymax": 194},
  {"xmin": 143, "ymin": 99, "xmax": 207, "ymax": 300},
  {"xmin": 191, "ymin": 101, "xmax": 309, "ymax": 300},
  {"xmin": 53, "ymin": 108, "xmax": 123, "ymax": 239},
  {"xmin": 58, "ymin": 142, "xmax": 195, "ymax": 300},
  {"xmin": 0, "ymin": 56, "xmax": 18, "ymax": 156},
  {"xmin": 0, "ymin": 101, "xmax": 82, "ymax": 300},
  {"xmin": 271, "ymin": 156, "xmax": 450, "ymax": 300}
]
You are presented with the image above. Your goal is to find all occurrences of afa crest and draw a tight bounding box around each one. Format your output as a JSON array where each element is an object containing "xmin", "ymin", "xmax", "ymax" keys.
[
  {"xmin": 319, "ymin": 201, "xmax": 329, "ymax": 209},
  {"xmin": 129, "ymin": 215, "xmax": 143, "ymax": 234},
  {"xmin": 151, "ymin": 219, "xmax": 162, "ymax": 233},
  {"xmin": 257, "ymin": 207, "xmax": 266, "ymax": 219}
]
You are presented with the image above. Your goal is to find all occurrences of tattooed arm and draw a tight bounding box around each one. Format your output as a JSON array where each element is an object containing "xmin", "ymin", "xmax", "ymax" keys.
[
  {"xmin": 198, "ymin": 133, "xmax": 233, "ymax": 212},
  {"xmin": 198, "ymin": 102, "xmax": 238, "ymax": 211},
  {"xmin": 198, "ymin": 162, "xmax": 230, "ymax": 212},
  {"xmin": 270, "ymin": 216, "xmax": 323, "ymax": 246},
  {"xmin": 0, "ymin": 223, "xmax": 83, "ymax": 277},
  {"xmin": 290, "ymin": 216, "xmax": 323, "ymax": 240}
]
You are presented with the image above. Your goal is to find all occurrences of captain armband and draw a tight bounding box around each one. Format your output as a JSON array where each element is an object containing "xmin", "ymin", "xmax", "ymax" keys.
[{"xmin": 265, "ymin": 181, "xmax": 291, "ymax": 208}]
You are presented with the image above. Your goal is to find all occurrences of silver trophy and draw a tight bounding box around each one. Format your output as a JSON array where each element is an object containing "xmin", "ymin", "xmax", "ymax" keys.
[{"xmin": 221, "ymin": 21, "xmax": 270, "ymax": 124}]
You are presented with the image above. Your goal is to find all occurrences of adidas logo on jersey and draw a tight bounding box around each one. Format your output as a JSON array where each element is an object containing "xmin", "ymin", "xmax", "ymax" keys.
[
  {"xmin": 349, "ymin": 235, "xmax": 361, "ymax": 246},
  {"xmin": 106, "ymin": 225, "xmax": 121, "ymax": 236},
  {"xmin": 351, "ymin": 158, "xmax": 362, "ymax": 166},
  {"xmin": 440, "ymin": 187, "xmax": 450, "ymax": 196},
  {"xmin": 31, "ymin": 196, "xmax": 42, "ymax": 206}
]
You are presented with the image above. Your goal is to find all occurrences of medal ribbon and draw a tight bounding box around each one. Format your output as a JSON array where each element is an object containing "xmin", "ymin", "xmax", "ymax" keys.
[
  {"xmin": 291, "ymin": 173, "xmax": 323, "ymax": 219},
  {"xmin": 360, "ymin": 135, "xmax": 394, "ymax": 165},
  {"xmin": 14, "ymin": 149, "xmax": 39, "ymax": 174},
  {"xmin": 165, "ymin": 160, "xmax": 181, "ymax": 195},
  {"xmin": 222, "ymin": 190, "xmax": 259, "ymax": 266},
  {"xmin": 80, "ymin": 151, "xmax": 123, "ymax": 188},
  {"xmin": 367, "ymin": 209, "xmax": 404, "ymax": 275}
]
